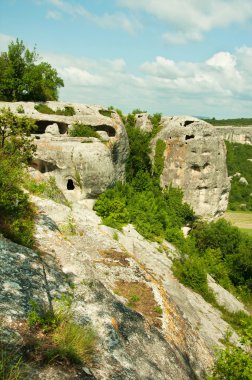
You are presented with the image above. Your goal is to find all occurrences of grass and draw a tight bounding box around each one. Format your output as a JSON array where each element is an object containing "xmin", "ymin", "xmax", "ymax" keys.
[
  {"xmin": 223, "ymin": 211, "xmax": 252, "ymax": 232},
  {"xmin": 0, "ymin": 347, "xmax": 24, "ymax": 380},
  {"xmin": 99, "ymin": 249, "xmax": 131, "ymax": 267},
  {"xmin": 34, "ymin": 104, "xmax": 75, "ymax": 116},
  {"xmin": 27, "ymin": 299, "xmax": 97, "ymax": 365},
  {"xmin": 114, "ymin": 281, "xmax": 162, "ymax": 328}
]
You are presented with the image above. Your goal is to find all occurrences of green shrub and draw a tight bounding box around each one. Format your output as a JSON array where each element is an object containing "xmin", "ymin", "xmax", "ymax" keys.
[
  {"xmin": 208, "ymin": 344, "xmax": 252, "ymax": 380},
  {"xmin": 0, "ymin": 153, "xmax": 35, "ymax": 247},
  {"xmin": 69, "ymin": 123, "xmax": 100, "ymax": 139},
  {"xmin": 35, "ymin": 104, "xmax": 75, "ymax": 116},
  {"xmin": 24, "ymin": 175, "xmax": 70, "ymax": 207},
  {"xmin": 28, "ymin": 298, "xmax": 97, "ymax": 365},
  {"xmin": 172, "ymin": 255, "xmax": 216, "ymax": 303},
  {"xmin": 225, "ymin": 142, "xmax": 252, "ymax": 211},
  {"xmin": 50, "ymin": 322, "xmax": 97, "ymax": 364},
  {"xmin": 99, "ymin": 109, "xmax": 113, "ymax": 117},
  {"xmin": 153, "ymin": 139, "xmax": 166, "ymax": 179},
  {"xmin": 16, "ymin": 105, "xmax": 24, "ymax": 114}
]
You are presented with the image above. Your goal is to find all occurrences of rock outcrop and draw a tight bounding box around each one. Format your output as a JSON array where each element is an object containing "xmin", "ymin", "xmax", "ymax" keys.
[
  {"xmin": 151, "ymin": 116, "xmax": 230, "ymax": 219},
  {"xmin": 1, "ymin": 195, "xmax": 243, "ymax": 379},
  {"xmin": 216, "ymin": 126, "xmax": 252, "ymax": 145},
  {"xmin": 0, "ymin": 101, "xmax": 129, "ymax": 200}
]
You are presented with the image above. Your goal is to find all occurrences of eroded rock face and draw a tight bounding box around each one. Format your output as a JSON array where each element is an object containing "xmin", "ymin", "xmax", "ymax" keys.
[
  {"xmin": 216, "ymin": 126, "xmax": 252, "ymax": 145},
  {"xmin": 151, "ymin": 116, "xmax": 230, "ymax": 219},
  {"xmin": 0, "ymin": 101, "xmax": 129, "ymax": 200}
]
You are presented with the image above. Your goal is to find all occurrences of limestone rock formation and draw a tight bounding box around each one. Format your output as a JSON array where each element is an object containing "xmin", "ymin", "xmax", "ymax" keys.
[
  {"xmin": 151, "ymin": 116, "xmax": 230, "ymax": 219},
  {"xmin": 135, "ymin": 113, "xmax": 153, "ymax": 132},
  {"xmin": 216, "ymin": 126, "xmax": 252, "ymax": 145},
  {"xmin": 1, "ymin": 195, "xmax": 243, "ymax": 379},
  {"xmin": 0, "ymin": 101, "xmax": 129, "ymax": 200}
]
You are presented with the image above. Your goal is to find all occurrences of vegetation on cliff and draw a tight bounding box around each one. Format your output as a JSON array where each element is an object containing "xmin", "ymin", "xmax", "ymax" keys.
[
  {"xmin": 94, "ymin": 111, "xmax": 195, "ymax": 240},
  {"xmin": 0, "ymin": 108, "xmax": 37, "ymax": 247},
  {"xmin": 225, "ymin": 141, "xmax": 252, "ymax": 211}
]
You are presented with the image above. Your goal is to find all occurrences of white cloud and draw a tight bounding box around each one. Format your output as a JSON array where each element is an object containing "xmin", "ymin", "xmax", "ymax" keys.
[
  {"xmin": 42, "ymin": 0, "xmax": 141, "ymax": 33},
  {"xmin": 0, "ymin": 33, "xmax": 15, "ymax": 51},
  {"xmin": 45, "ymin": 46, "xmax": 252, "ymax": 117},
  {"xmin": 116, "ymin": 0, "xmax": 252, "ymax": 43},
  {"xmin": 46, "ymin": 9, "xmax": 62, "ymax": 20}
]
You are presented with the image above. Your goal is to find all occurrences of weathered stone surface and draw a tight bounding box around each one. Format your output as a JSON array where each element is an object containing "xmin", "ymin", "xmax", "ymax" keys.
[
  {"xmin": 216, "ymin": 126, "xmax": 252, "ymax": 145},
  {"xmin": 151, "ymin": 116, "xmax": 230, "ymax": 219},
  {"xmin": 0, "ymin": 101, "xmax": 129, "ymax": 200},
  {"xmin": 45, "ymin": 122, "xmax": 60, "ymax": 135},
  {"xmin": 1, "ymin": 193, "xmax": 244, "ymax": 379},
  {"xmin": 207, "ymin": 275, "xmax": 247, "ymax": 314},
  {"xmin": 135, "ymin": 113, "xmax": 153, "ymax": 132}
]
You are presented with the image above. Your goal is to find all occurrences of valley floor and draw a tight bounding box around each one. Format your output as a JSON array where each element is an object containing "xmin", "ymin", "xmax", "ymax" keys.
[{"xmin": 224, "ymin": 211, "xmax": 252, "ymax": 236}]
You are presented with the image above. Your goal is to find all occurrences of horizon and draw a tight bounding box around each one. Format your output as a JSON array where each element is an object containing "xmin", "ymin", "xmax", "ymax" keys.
[{"xmin": 1, "ymin": 0, "xmax": 252, "ymax": 118}]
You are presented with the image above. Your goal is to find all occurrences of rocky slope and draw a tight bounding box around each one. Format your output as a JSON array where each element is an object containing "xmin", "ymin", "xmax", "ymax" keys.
[{"xmin": 0, "ymin": 195, "xmax": 245, "ymax": 379}]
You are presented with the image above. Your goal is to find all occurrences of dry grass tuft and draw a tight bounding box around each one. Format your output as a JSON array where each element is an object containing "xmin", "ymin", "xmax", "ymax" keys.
[
  {"xmin": 99, "ymin": 249, "xmax": 131, "ymax": 267},
  {"xmin": 114, "ymin": 281, "xmax": 162, "ymax": 328}
]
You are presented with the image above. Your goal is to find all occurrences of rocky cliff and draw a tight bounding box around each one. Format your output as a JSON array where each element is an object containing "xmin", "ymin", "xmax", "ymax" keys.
[
  {"xmin": 150, "ymin": 116, "xmax": 230, "ymax": 219},
  {"xmin": 0, "ymin": 101, "xmax": 129, "ymax": 200},
  {"xmin": 216, "ymin": 125, "xmax": 252, "ymax": 145},
  {"xmin": 0, "ymin": 195, "xmax": 245, "ymax": 379}
]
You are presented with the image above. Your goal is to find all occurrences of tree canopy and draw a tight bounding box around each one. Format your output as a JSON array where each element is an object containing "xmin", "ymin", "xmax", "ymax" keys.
[{"xmin": 0, "ymin": 39, "xmax": 64, "ymax": 102}]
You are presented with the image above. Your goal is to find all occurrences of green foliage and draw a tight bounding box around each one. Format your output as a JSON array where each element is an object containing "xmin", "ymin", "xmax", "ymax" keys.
[
  {"xmin": 125, "ymin": 120, "xmax": 152, "ymax": 181},
  {"xmin": 49, "ymin": 322, "xmax": 97, "ymax": 365},
  {"xmin": 0, "ymin": 152, "xmax": 35, "ymax": 247},
  {"xmin": 16, "ymin": 105, "xmax": 24, "ymax": 114},
  {"xmin": 35, "ymin": 103, "xmax": 75, "ymax": 116},
  {"xmin": 225, "ymin": 142, "xmax": 252, "ymax": 211},
  {"xmin": 28, "ymin": 298, "xmax": 97, "ymax": 365},
  {"xmin": 0, "ymin": 107, "xmax": 36, "ymax": 162},
  {"xmin": 208, "ymin": 314, "xmax": 252, "ymax": 380},
  {"xmin": 108, "ymin": 106, "xmax": 126, "ymax": 123},
  {"xmin": 0, "ymin": 347, "xmax": 23, "ymax": 380},
  {"xmin": 149, "ymin": 113, "xmax": 162, "ymax": 137},
  {"xmin": 153, "ymin": 139, "xmax": 166, "ymax": 179},
  {"xmin": 99, "ymin": 109, "xmax": 113, "ymax": 117},
  {"xmin": 172, "ymin": 255, "xmax": 216, "ymax": 303},
  {"xmin": 69, "ymin": 123, "xmax": 100, "ymax": 139},
  {"xmin": 208, "ymin": 344, "xmax": 252, "ymax": 380},
  {"xmin": 95, "ymin": 111, "xmax": 194, "ymax": 239},
  {"xmin": 205, "ymin": 117, "xmax": 252, "ymax": 126},
  {"xmin": 24, "ymin": 175, "xmax": 70, "ymax": 207},
  {"xmin": 0, "ymin": 39, "xmax": 64, "ymax": 101},
  {"xmin": 191, "ymin": 219, "xmax": 252, "ymax": 290}
]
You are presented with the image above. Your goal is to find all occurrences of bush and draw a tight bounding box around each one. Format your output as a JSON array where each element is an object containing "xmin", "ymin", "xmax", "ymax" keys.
[
  {"xmin": 0, "ymin": 153, "xmax": 35, "ymax": 247},
  {"xmin": 35, "ymin": 104, "xmax": 75, "ymax": 116},
  {"xmin": 69, "ymin": 123, "xmax": 100, "ymax": 139},
  {"xmin": 28, "ymin": 298, "xmax": 97, "ymax": 365},
  {"xmin": 172, "ymin": 255, "xmax": 215, "ymax": 302}
]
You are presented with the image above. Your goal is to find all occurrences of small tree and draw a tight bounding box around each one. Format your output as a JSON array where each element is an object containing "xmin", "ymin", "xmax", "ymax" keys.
[{"xmin": 0, "ymin": 39, "xmax": 64, "ymax": 101}]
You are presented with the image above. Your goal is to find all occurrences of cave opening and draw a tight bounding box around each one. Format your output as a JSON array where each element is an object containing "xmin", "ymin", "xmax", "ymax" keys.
[{"xmin": 67, "ymin": 179, "xmax": 75, "ymax": 190}]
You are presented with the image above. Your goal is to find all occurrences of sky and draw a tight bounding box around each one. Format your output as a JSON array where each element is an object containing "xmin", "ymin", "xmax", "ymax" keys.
[{"xmin": 1, "ymin": 0, "xmax": 252, "ymax": 118}]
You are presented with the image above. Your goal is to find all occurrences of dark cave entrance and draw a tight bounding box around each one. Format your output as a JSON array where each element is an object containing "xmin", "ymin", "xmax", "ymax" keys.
[{"xmin": 67, "ymin": 179, "xmax": 75, "ymax": 190}]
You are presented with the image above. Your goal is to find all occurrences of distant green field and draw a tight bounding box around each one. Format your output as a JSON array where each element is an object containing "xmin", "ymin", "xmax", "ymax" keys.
[
  {"xmin": 224, "ymin": 211, "xmax": 252, "ymax": 235},
  {"xmin": 204, "ymin": 118, "xmax": 252, "ymax": 126}
]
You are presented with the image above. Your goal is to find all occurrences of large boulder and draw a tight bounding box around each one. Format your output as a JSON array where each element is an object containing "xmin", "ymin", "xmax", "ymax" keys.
[{"xmin": 151, "ymin": 116, "xmax": 230, "ymax": 219}]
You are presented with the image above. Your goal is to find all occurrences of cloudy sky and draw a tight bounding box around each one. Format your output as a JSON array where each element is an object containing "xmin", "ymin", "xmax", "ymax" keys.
[{"xmin": 1, "ymin": 0, "xmax": 252, "ymax": 118}]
